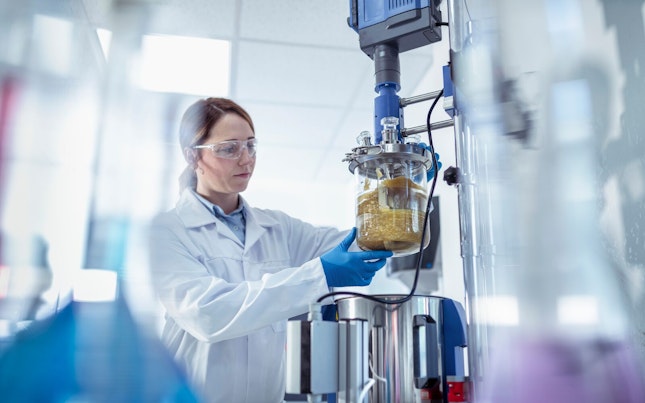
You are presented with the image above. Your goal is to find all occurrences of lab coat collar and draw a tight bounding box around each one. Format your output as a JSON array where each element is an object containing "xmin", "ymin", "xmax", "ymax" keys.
[
  {"xmin": 238, "ymin": 197, "xmax": 280, "ymax": 228},
  {"xmin": 176, "ymin": 190, "xmax": 246, "ymax": 247},
  {"xmin": 175, "ymin": 189, "xmax": 281, "ymax": 249},
  {"xmin": 176, "ymin": 188, "xmax": 219, "ymax": 229},
  {"xmin": 238, "ymin": 197, "xmax": 281, "ymax": 250}
]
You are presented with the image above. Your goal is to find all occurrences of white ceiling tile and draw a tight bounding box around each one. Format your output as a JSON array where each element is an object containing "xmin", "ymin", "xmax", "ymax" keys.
[
  {"xmin": 349, "ymin": 68, "xmax": 378, "ymax": 108},
  {"xmin": 409, "ymin": 39, "xmax": 451, "ymax": 93},
  {"xmin": 234, "ymin": 41, "xmax": 372, "ymax": 106},
  {"xmin": 251, "ymin": 143, "xmax": 317, "ymax": 182},
  {"xmin": 399, "ymin": 54, "xmax": 436, "ymax": 96},
  {"xmin": 315, "ymin": 145, "xmax": 357, "ymax": 183},
  {"xmin": 250, "ymin": 141, "xmax": 354, "ymax": 185},
  {"xmin": 331, "ymin": 107, "xmax": 374, "ymax": 149},
  {"xmin": 239, "ymin": 0, "xmax": 358, "ymax": 48},
  {"xmin": 146, "ymin": 0, "xmax": 237, "ymax": 38},
  {"xmin": 241, "ymin": 102, "xmax": 345, "ymax": 147},
  {"xmin": 85, "ymin": 0, "xmax": 238, "ymax": 38}
]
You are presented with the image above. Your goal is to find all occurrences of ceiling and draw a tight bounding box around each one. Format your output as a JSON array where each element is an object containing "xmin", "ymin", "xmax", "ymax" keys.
[{"xmin": 80, "ymin": 0, "xmax": 452, "ymax": 205}]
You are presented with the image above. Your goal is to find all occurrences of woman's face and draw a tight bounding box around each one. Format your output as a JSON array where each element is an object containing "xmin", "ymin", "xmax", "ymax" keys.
[{"xmin": 194, "ymin": 113, "xmax": 255, "ymax": 206}]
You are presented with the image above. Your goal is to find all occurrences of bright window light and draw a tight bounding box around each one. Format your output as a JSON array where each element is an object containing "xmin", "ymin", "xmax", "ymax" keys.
[
  {"xmin": 72, "ymin": 269, "xmax": 118, "ymax": 302},
  {"xmin": 476, "ymin": 295, "xmax": 519, "ymax": 326},
  {"xmin": 96, "ymin": 28, "xmax": 112, "ymax": 59},
  {"xmin": 137, "ymin": 34, "xmax": 230, "ymax": 96},
  {"xmin": 557, "ymin": 295, "xmax": 599, "ymax": 325}
]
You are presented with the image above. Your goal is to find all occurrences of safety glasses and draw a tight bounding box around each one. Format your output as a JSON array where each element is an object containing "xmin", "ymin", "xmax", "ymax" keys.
[{"xmin": 193, "ymin": 138, "xmax": 258, "ymax": 159}]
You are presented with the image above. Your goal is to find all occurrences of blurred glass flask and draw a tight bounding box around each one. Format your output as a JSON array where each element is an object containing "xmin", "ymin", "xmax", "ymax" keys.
[
  {"xmin": 0, "ymin": 269, "xmax": 199, "ymax": 402},
  {"xmin": 480, "ymin": 73, "xmax": 645, "ymax": 402}
]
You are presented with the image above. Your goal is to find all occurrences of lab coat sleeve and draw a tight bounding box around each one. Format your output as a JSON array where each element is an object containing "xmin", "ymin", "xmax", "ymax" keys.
[
  {"xmin": 147, "ymin": 212, "xmax": 345, "ymax": 343},
  {"xmin": 271, "ymin": 210, "xmax": 350, "ymax": 266}
]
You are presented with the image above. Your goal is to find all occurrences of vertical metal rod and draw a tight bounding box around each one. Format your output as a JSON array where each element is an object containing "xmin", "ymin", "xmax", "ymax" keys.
[{"xmin": 446, "ymin": 0, "xmax": 492, "ymax": 399}]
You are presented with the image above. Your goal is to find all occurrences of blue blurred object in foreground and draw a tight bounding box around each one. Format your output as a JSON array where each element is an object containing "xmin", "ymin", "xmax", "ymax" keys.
[{"xmin": 0, "ymin": 296, "xmax": 199, "ymax": 402}]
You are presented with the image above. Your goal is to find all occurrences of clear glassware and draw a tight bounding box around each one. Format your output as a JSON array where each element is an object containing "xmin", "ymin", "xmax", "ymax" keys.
[{"xmin": 352, "ymin": 144, "xmax": 431, "ymax": 257}]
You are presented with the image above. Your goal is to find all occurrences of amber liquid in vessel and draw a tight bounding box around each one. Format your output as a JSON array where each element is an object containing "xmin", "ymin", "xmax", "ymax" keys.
[{"xmin": 356, "ymin": 176, "xmax": 427, "ymax": 255}]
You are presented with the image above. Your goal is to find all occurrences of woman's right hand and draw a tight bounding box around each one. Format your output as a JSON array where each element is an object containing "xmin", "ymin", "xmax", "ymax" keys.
[{"xmin": 320, "ymin": 228, "xmax": 393, "ymax": 287}]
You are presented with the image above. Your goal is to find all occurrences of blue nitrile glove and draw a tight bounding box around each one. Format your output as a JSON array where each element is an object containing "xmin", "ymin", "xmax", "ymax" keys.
[
  {"xmin": 321, "ymin": 228, "xmax": 393, "ymax": 287},
  {"xmin": 419, "ymin": 142, "xmax": 442, "ymax": 181}
]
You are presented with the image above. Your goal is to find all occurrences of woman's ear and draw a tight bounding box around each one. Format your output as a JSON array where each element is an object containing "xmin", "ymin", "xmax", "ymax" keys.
[{"xmin": 184, "ymin": 148, "xmax": 197, "ymax": 165}]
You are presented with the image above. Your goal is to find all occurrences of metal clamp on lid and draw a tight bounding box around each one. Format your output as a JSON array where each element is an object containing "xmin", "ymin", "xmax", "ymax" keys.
[{"xmin": 344, "ymin": 142, "xmax": 432, "ymax": 178}]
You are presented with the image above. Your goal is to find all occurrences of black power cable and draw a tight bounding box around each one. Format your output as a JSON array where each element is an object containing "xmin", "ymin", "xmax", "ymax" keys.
[{"xmin": 316, "ymin": 89, "xmax": 445, "ymax": 306}]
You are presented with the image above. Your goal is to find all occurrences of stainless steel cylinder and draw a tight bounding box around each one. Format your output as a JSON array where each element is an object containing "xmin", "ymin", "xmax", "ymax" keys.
[{"xmin": 336, "ymin": 295, "xmax": 447, "ymax": 403}]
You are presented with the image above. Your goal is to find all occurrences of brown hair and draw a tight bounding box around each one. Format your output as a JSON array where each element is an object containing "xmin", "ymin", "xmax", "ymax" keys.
[{"xmin": 178, "ymin": 97, "xmax": 255, "ymax": 190}]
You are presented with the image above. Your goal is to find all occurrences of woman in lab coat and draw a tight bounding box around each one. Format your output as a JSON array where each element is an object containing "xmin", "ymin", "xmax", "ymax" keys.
[{"xmin": 148, "ymin": 97, "xmax": 392, "ymax": 403}]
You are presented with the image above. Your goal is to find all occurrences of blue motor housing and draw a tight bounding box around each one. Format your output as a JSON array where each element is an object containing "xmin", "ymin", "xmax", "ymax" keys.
[{"xmin": 348, "ymin": 0, "xmax": 442, "ymax": 58}]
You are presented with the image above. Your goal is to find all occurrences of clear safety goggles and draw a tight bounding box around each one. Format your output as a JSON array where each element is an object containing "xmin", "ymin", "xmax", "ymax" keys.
[{"xmin": 193, "ymin": 138, "xmax": 258, "ymax": 159}]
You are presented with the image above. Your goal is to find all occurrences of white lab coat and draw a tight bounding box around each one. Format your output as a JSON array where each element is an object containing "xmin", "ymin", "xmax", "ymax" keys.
[{"xmin": 148, "ymin": 189, "xmax": 347, "ymax": 403}]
